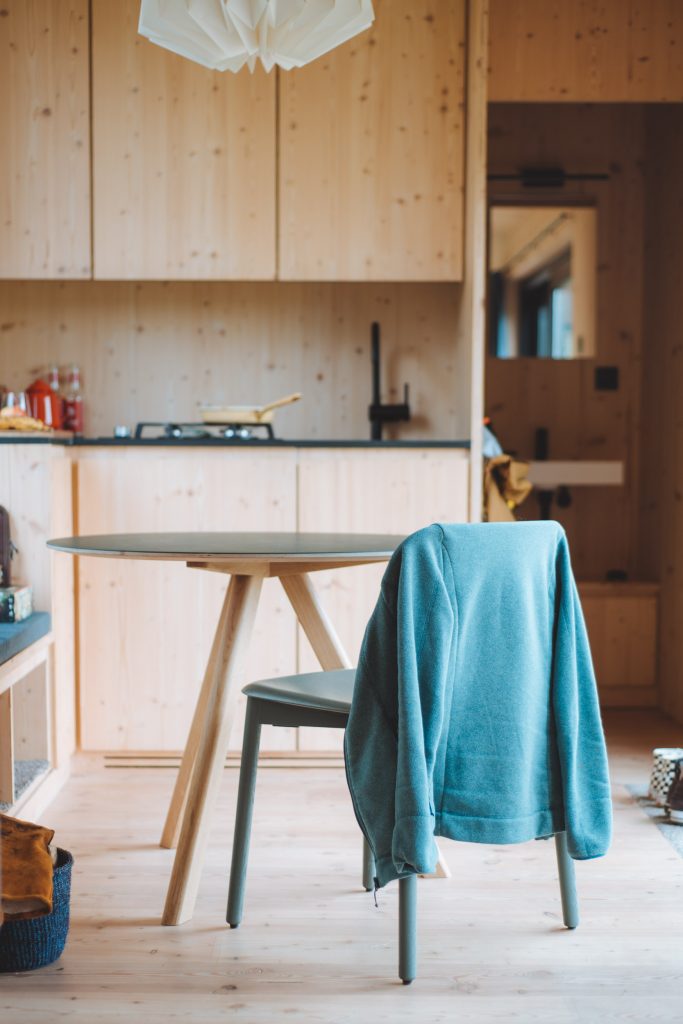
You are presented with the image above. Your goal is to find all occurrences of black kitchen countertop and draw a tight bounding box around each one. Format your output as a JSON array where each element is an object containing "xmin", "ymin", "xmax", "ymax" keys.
[
  {"xmin": 1, "ymin": 434, "xmax": 470, "ymax": 449},
  {"xmin": 72, "ymin": 436, "xmax": 471, "ymax": 449},
  {"xmin": 0, "ymin": 434, "xmax": 55, "ymax": 444}
]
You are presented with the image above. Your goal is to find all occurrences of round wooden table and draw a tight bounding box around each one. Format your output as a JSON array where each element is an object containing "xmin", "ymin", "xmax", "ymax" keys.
[{"xmin": 48, "ymin": 531, "xmax": 403, "ymax": 925}]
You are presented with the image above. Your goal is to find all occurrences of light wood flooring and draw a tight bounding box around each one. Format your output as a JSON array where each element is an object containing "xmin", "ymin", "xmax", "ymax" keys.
[{"xmin": 1, "ymin": 710, "xmax": 683, "ymax": 1023}]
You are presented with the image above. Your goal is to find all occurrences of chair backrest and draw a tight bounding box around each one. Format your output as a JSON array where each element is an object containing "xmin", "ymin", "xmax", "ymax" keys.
[{"xmin": 344, "ymin": 521, "xmax": 612, "ymax": 888}]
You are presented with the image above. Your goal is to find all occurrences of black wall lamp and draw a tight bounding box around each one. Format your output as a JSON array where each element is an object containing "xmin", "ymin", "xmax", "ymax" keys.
[{"xmin": 488, "ymin": 166, "xmax": 610, "ymax": 188}]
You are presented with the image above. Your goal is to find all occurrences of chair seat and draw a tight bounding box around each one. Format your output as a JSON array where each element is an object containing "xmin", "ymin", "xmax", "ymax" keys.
[{"xmin": 242, "ymin": 668, "xmax": 355, "ymax": 715}]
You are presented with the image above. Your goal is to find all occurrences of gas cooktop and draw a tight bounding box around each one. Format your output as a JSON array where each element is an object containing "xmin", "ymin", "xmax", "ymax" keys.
[{"xmin": 133, "ymin": 421, "xmax": 275, "ymax": 440}]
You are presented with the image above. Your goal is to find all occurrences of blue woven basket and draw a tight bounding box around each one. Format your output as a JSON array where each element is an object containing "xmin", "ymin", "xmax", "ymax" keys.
[{"xmin": 0, "ymin": 848, "xmax": 73, "ymax": 972}]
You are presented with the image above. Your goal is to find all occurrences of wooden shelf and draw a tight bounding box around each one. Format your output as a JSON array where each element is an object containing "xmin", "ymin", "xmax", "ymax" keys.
[
  {"xmin": 0, "ymin": 632, "xmax": 53, "ymax": 813},
  {"xmin": 0, "ymin": 444, "xmax": 76, "ymax": 815}
]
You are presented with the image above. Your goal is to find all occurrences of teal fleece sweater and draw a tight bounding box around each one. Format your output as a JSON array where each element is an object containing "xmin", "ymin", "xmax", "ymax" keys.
[{"xmin": 344, "ymin": 522, "xmax": 612, "ymax": 887}]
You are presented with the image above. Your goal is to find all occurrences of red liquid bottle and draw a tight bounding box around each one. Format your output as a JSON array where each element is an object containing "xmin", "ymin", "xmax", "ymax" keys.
[{"xmin": 63, "ymin": 365, "xmax": 84, "ymax": 435}]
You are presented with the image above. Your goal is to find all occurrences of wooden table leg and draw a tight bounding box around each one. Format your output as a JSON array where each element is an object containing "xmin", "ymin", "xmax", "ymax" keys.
[
  {"xmin": 279, "ymin": 573, "xmax": 353, "ymax": 670},
  {"xmin": 162, "ymin": 573, "xmax": 263, "ymax": 926},
  {"xmin": 160, "ymin": 585, "xmax": 235, "ymax": 850}
]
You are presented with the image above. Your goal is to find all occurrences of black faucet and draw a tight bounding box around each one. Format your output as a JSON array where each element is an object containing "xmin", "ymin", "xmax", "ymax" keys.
[{"xmin": 368, "ymin": 321, "xmax": 411, "ymax": 440}]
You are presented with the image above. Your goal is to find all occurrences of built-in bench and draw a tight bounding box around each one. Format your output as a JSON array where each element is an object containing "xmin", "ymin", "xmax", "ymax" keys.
[{"xmin": 0, "ymin": 612, "xmax": 54, "ymax": 812}]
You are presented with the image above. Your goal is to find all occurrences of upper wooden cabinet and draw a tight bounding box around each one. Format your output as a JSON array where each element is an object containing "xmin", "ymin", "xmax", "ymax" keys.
[
  {"xmin": 279, "ymin": 0, "xmax": 465, "ymax": 281},
  {"xmin": 0, "ymin": 1, "xmax": 91, "ymax": 279},
  {"xmin": 91, "ymin": 0, "xmax": 276, "ymax": 280},
  {"xmin": 3, "ymin": 1, "xmax": 464, "ymax": 282},
  {"xmin": 489, "ymin": 0, "xmax": 683, "ymax": 102}
]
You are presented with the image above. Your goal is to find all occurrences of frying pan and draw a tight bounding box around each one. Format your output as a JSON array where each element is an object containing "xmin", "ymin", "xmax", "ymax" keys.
[{"xmin": 200, "ymin": 392, "xmax": 301, "ymax": 426}]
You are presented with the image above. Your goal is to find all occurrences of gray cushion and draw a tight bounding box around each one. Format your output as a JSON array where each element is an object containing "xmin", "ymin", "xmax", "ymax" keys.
[
  {"xmin": 0, "ymin": 612, "xmax": 52, "ymax": 667},
  {"xmin": 243, "ymin": 668, "xmax": 355, "ymax": 714}
]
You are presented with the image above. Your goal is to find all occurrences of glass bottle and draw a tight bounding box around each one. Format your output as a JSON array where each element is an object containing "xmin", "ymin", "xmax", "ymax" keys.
[
  {"xmin": 63, "ymin": 365, "xmax": 85, "ymax": 435},
  {"xmin": 47, "ymin": 365, "xmax": 65, "ymax": 429}
]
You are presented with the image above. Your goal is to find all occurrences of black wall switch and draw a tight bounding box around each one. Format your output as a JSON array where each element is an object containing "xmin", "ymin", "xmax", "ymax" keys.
[
  {"xmin": 534, "ymin": 427, "xmax": 549, "ymax": 460},
  {"xmin": 594, "ymin": 366, "xmax": 619, "ymax": 391}
]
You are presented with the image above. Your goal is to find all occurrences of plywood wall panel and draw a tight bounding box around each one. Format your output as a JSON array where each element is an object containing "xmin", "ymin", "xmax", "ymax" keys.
[
  {"xmin": 91, "ymin": 0, "xmax": 276, "ymax": 280},
  {"xmin": 0, "ymin": 280, "xmax": 468, "ymax": 441},
  {"xmin": 460, "ymin": 0, "xmax": 488, "ymax": 520},
  {"xmin": 639, "ymin": 105, "xmax": 683, "ymax": 723},
  {"xmin": 486, "ymin": 104, "xmax": 645, "ymax": 581},
  {"xmin": 489, "ymin": 0, "xmax": 683, "ymax": 102},
  {"xmin": 279, "ymin": 0, "xmax": 465, "ymax": 281},
  {"xmin": 0, "ymin": 0, "xmax": 90, "ymax": 278}
]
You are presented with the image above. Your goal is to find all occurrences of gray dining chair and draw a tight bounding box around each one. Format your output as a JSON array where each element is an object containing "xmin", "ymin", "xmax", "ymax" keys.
[{"xmin": 226, "ymin": 667, "xmax": 578, "ymax": 984}]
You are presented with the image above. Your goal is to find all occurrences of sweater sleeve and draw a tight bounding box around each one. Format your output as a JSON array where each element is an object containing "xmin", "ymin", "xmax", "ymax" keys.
[
  {"xmin": 344, "ymin": 585, "xmax": 401, "ymax": 884},
  {"xmin": 552, "ymin": 534, "xmax": 612, "ymax": 859},
  {"xmin": 344, "ymin": 528, "xmax": 456, "ymax": 886}
]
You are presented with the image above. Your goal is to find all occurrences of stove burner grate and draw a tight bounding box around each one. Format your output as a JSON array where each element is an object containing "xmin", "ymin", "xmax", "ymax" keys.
[{"xmin": 134, "ymin": 421, "xmax": 275, "ymax": 440}]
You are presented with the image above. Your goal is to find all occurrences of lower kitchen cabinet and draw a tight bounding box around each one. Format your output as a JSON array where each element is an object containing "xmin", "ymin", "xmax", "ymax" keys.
[
  {"xmin": 578, "ymin": 582, "xmax": 659, "ymax": 708},
  {"xmin": 74, "ymin": 446, "xmax": 470, "ymax": 755},
  {"xmin": 296, "ymin": 449, "xmax": 470, "ymax": 750},
  {"xmin": 75, "ymin": 448, "xmax": 299, "ymax": 753},
  {"xmin": 16, "ymin": 446, "xmax": 653, "ymax": 760}
]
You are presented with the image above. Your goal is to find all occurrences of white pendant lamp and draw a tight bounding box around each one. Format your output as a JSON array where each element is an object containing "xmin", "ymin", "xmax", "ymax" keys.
[{"xmin": 138, "ymin": 0, "xmax": 375, "ymax": 73}]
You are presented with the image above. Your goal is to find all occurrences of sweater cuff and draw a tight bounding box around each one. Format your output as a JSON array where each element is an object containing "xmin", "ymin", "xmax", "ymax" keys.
[
  {"xmin": 566, "ymin": 798, "xmax": 613, "ymax": 859},
  {"xmin": 386, "ymin": 814, "xmax": 437, "ymax": 882}
]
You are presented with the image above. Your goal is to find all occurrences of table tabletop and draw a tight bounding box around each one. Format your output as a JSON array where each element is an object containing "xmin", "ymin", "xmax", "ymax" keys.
[{"xmin": 47, "ymin": 531, "xmax": 405, "ymax": 562}]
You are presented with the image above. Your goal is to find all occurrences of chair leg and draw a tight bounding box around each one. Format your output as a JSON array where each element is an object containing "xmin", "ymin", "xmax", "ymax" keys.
[
  {"xmin": 362, "ymin": 838, "xmax": 375, "ymax": 892},
  {"xmin": 226, "ymin": 699, "xmax": 262, "ymax": 929},
  {"xmin": 398, "ymin": 874, "xmax": 418, "ymax": 984},
  {"xmin": 555, "ymin": 831, "xmax": 579, "ymax": 929}
]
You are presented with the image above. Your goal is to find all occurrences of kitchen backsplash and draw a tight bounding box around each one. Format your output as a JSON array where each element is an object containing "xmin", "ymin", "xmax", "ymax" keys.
[{"xmin": 0, "ymin": 281, "xmax": 468, "ymax": 441}]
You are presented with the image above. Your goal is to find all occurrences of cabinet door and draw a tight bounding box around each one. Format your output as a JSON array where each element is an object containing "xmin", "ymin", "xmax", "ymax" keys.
[
  {"xmin": 76, "ymin": 450, "xmax": 297, "ymax": 752},
  {"xmin": 92, "ymin": 0, "xmax": 276, "ymax": 280},
  {"xmin": 489, "ymin": 0, "xmax": 683, "ymax": 102},
  {"xmin": 296, "ymin": 449, "xmax": 469, "ymax": 750},
  {"xmin": 0, "ymin": 1, "xmax": 90, "ymax": 278},
  {"xmin": 578, "ymin": 584, "xmax": 658, "ymax": 707},
  {"xmin": 279, "ymin": 0, "xmax": 465, "ymax": 282}
]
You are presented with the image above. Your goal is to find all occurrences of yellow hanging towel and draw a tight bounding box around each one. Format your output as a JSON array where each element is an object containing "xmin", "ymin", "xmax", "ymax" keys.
[{"xmin": 484, "ymin": 454, "xmax": 533, "ymax": 522}]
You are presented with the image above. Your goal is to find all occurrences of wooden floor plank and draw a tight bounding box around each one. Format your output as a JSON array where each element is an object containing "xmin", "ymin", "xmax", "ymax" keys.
[{"xmin": 1, "ymin": 710, "xmax": 682, "ymax": 1022}]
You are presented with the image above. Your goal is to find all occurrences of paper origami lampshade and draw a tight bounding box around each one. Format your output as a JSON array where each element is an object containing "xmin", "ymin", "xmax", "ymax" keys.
[{"xmin": 138, "ymin": 0, "xmax": 375, "ymax": 73}]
